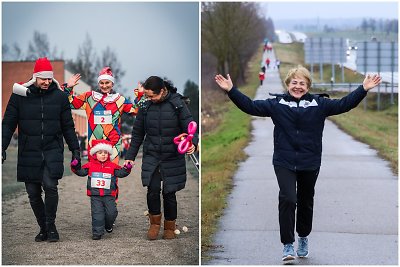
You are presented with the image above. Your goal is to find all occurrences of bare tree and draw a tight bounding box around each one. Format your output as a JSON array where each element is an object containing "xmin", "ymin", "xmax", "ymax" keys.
[
  {"xmin": 2, "ymin": 43, "xmax": 25, "ymax": 61},
  {"xmin": 13, "ymin": 43, "xmax": 24, "ymax": 60},
  {"xmin": 202, "ymin": 2, "xmax": 268, "ymax": 85},
  {"xmin": 361, "ymin": 18, "xmax": 368, "ymax": 33},
  {"xmin": 24, "ymin": 31, "xmax": 63, "ymax": 60},
  {"xmin": 67, "ymin": 33, "xmax": 126, "ymax": 91},
  {"xmin": 2, "ymin": 44, "xmax": 10, "ymax": 60},
  {"xmin": 66, "ymin": 33, "xmax": 97, "ymax": 89},
  {"xmin": 26, "ymin": 31, "xmax": 50, "ymax": 60}
]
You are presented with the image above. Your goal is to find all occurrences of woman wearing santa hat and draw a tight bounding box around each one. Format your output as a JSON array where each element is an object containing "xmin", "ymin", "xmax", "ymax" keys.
[{"xmin": 63, "ymin": 67, "xmax": 144, "ymax": 165}]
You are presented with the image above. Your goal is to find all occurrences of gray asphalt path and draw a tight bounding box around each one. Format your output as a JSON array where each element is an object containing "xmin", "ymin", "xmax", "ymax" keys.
[{"xmin": 206, "ymin": 51, "xmax": 398, "ymax": 265}]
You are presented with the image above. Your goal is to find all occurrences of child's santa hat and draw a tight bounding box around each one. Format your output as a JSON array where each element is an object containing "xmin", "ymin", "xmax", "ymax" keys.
[
  {"xmin": 90, "ymin": 139, "xmax": 113, "ymax": 156},
  {"xmin": 12, "ymin": 57, "xmax": 62, "ymax": 96},
  {"xmin": 97, "ymin": 67, "xmax": 115, "ymax": 84}
]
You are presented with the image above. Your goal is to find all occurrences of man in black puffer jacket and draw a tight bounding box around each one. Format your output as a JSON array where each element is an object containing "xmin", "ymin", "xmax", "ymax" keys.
[
  {"xmin": 2, "ymin": 57, "xmax": 81, "ymax": 242},
  {"xmin": 125, "ymin": 76, "xmax": 198, "ymax": 240}
]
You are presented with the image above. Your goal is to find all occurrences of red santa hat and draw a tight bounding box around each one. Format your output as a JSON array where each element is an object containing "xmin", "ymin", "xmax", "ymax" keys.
[
  {"xmin": 12, "ymin": 57, "xmax": 61, "ymax": 96},
  {"xmin": 90, "ymin": 139, "xmax": 113, "ymax": 156},
  {"xmin": 97, "ymin": 67, "xmax": 115, "ymax": 84}
]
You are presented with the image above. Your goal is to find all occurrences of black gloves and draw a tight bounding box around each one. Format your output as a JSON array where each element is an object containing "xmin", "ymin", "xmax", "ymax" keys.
[
  {"xmin": 71, "ymin": 150, "xmax": 81, "ymax": 170},
  {"xmin": 2, "ymin": 150, "xmax": 6, "ymax": 164}
]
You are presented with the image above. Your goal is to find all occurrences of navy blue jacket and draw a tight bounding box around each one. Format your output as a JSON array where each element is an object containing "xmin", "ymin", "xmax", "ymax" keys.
[{"xmin": 228, "ymin": 85, "xmax": 367, "ymax": 171}]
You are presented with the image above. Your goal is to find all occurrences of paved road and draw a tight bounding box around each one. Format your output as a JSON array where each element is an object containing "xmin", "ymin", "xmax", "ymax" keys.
[
  {"xmin": 206, "ymin": 51, "xmax": 398, "ymax": 265},
  {"xmin": 2, "ymin": 156, "xmax": 199, "ymax": 265}
]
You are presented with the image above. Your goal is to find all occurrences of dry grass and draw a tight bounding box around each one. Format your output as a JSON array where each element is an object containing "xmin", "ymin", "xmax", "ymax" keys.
[{"xmin": 201, "ymin": 46, "xmax": 263, "ymax": 258}]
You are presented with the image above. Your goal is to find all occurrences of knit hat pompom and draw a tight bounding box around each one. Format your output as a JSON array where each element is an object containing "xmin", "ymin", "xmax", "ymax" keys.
[
  {"xmin": 33, "ymin": 57, "xmax": 54, "ymax": 79},
  {"xmin": 97, "ymin": 67, "xmax": 115, "ymax": 84},
  {"xmin": 12, "ymin": 57, "xmax": 61, "ymax": 96},
  {"xmin": 90, "ymin": 139, "xmax": 113, "ymax": 156}
]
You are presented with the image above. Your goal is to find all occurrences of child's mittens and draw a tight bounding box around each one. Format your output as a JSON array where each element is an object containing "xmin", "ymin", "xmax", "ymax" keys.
[
  {"xmin": 71, "ymin": 159, "xmax": 79, "ymax": 169},
  {"xmin": 123, "ymin": 162, "xmax": 133, "ymax": 172}
]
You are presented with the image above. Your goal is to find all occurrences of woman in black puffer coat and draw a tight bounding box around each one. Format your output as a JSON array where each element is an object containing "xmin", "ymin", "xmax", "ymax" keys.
[{"xmin": 125, "ymin": 76, "xmax": 198, "ymax": 240}]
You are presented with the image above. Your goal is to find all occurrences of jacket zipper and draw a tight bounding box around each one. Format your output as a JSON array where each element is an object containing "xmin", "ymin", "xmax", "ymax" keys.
[
  {"xmin": 294, "ymin": 101, "xmax": 300, "ymax": 171},
  {"xmin": 159, "ymin": 105, "xmax": 162, "ymax": 154},
  {"xmin": 41, "ymin": 95, "xmax": 44, "ymax": 161}
]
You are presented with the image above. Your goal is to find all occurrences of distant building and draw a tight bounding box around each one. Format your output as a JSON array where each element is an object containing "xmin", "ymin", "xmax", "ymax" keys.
[
  {"xmin": 290, "ymin": 31, "xmax": 307, "ymax": 43},
  {"xmin": 275, "ymin": 30, "xmax": 293, "ymax": 44},
  {"xmin": 2, "ymin": 60, "xmax": 88, "ymax": 136}
]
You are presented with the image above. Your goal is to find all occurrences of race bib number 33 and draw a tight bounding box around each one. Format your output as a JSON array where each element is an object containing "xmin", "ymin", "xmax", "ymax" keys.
[
  {"xmin": 94, "ymin": 110, "xmax": 112, "ymax": 124},
  {"xmin": 91, "ymin": 172, "xmax": 112, "ymax": 189}
]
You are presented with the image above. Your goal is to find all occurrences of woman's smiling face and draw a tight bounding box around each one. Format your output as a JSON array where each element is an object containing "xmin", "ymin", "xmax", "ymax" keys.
[
  {"xmin": 287, "ymin": 76, "xmax": 309, "ymax": 99},
  {"xmin": 98, "ymin": 80, "xmax": 113, "ymax": 94}
]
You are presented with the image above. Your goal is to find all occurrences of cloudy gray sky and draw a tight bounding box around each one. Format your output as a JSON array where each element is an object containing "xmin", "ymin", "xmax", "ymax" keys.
[
  {"xmin": 262, "ymin": 1, "xmax": 398, "ymax": 20},
  {"xmin": 2, "ymin": 2, "xmax": 199, "ymax": 94}
]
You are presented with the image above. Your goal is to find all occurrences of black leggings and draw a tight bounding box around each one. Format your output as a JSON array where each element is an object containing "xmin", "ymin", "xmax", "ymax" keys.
[
  {"xmin": 274, "ymin": 165, "xmax": 319, "ymax": 244},
  {"xmin": 25, "ymin": 166, "xmax": 59, "ymax": 229},
  {"xmin": 147, "ymin": 167, "xmax": 177, "ymax": 220}
]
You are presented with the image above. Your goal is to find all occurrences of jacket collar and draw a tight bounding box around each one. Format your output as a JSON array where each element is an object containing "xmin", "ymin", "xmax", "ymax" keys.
[
  {"xmin": 91, "ymin": 91, "xmax": 121, "ymax": 103},
  {"xmin": 91, "ymin": 157, "xmax": 111, "ymax": 165},
  {"xmin": 28, "ymin": 82, "xmax": 58, "ymax": 95},
  {"xmin": 286, "ymin": 92, "xmax": 313, "ymax": 102}
]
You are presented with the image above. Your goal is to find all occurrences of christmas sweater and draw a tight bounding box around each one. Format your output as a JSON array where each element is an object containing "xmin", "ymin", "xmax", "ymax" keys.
[{"xmin": 64, "ymin": 86, "xmax": 144, "ymax": 163}]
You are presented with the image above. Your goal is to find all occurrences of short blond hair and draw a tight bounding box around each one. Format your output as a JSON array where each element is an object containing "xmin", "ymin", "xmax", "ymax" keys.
[{"xmin": 284, "ymin": 65, "xmax": 312, "ymax": 89}]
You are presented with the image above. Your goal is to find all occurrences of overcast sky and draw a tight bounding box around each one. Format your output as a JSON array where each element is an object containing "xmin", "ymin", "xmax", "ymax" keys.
[
  {"xmin": 262, "ymin": 1, "xmax": 398, "ymax": 20},
  {"xmin": 2, "ymin": 2, "xmax": 199, "ymax": 94}
]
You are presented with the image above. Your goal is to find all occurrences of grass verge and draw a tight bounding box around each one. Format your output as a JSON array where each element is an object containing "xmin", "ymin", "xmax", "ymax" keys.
[
  {"xmin": 201, "ymin": 47, "xmax": 262, "ymax": 259},
  {"xmin": 329, "ymin": 93, "xmax": 398, "ymax": 173}
]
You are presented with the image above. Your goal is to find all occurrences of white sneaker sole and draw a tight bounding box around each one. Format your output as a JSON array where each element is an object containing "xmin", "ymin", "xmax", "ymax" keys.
[
  {"xmin": 282, "ymin": 255, "xmax": 296, "ymax": 262},
  {"xmin": 297, "ymin": 252, "xmax": 309, "ymax": 258}
]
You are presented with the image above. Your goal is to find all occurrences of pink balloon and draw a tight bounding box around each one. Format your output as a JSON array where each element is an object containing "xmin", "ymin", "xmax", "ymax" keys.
[{"xmin": 174, "ymin": 121, "xmax": 197, "ymax": 154}]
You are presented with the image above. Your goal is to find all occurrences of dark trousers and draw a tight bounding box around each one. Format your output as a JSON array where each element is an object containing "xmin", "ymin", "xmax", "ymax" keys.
[
  {"xmin": 274, "ymin": 165, "xmax": 320, "ymax": 244},
  {"xmin": 25, "ymin": 165, "xmax": 59, "ymax": 230},
  {"xmin": 147, "ymin": 167, "xmax": 177, "ymax": 220},
  {"xmin": 91, "ymin": 196, "xmax": 118, "ymax": 236}
]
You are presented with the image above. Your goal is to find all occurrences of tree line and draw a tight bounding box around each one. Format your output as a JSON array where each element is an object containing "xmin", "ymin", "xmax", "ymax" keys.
[
  {"xmin": 3, "ymin": 31, "xmax": 199, "ymax": 127},
  {"xmin": 201, "ymin": 2, "xmax": 275, "ymax": 131},
  {"xmin": 201, "ymin": 2, "xmax": 274, "ymax": 86},
  {"xmin": 2, "ymin": 31, "xmax": 126, "ymax": 90},
  {"xmin": 360, "ymin": 18, "xmax": 398, "ymax": 35}
]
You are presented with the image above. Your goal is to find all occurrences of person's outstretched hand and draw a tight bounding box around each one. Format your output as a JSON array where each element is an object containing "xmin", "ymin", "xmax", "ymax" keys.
[
  {"xmin": 67, "ymin": 73, "xmax": 81, "ymax": 88},
  {"xmin": 137, "ymin": 82, "xmax": 144, "ymax": 93},
  {"xmin": 215, "ymin": 74, "xmax": 233, "ymax": 92},
  {"xmin": 363, "ymin": 74, "xmax": 382, "ymax": 91}
]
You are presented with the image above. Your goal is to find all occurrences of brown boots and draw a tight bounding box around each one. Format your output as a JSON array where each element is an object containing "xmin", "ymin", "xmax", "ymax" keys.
[
  {"xmin": 147, "ymin": 214, "xmax": 162, "ymax": 240},
  {"xmin": 147, "ymin": 213, "xmax": 176, "ymax": 240},
  {"xmin": 163, "ymin": 220, "xmax": 176, "ymax": 239}
]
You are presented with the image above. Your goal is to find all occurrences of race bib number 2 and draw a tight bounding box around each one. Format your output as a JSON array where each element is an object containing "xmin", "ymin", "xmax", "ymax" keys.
[
  {"xmin": 94, "ymin": 110, "xmax": 112, "ymax": 124},
  {"xmin": 91, "ymin": 172, "xmax": 112, "ymax": 189}
]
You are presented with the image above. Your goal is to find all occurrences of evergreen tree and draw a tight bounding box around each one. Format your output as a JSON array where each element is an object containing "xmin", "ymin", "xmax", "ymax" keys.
[{"xmin": 183, "ymin": 80, "xmax": 199, "ymax": 125}]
